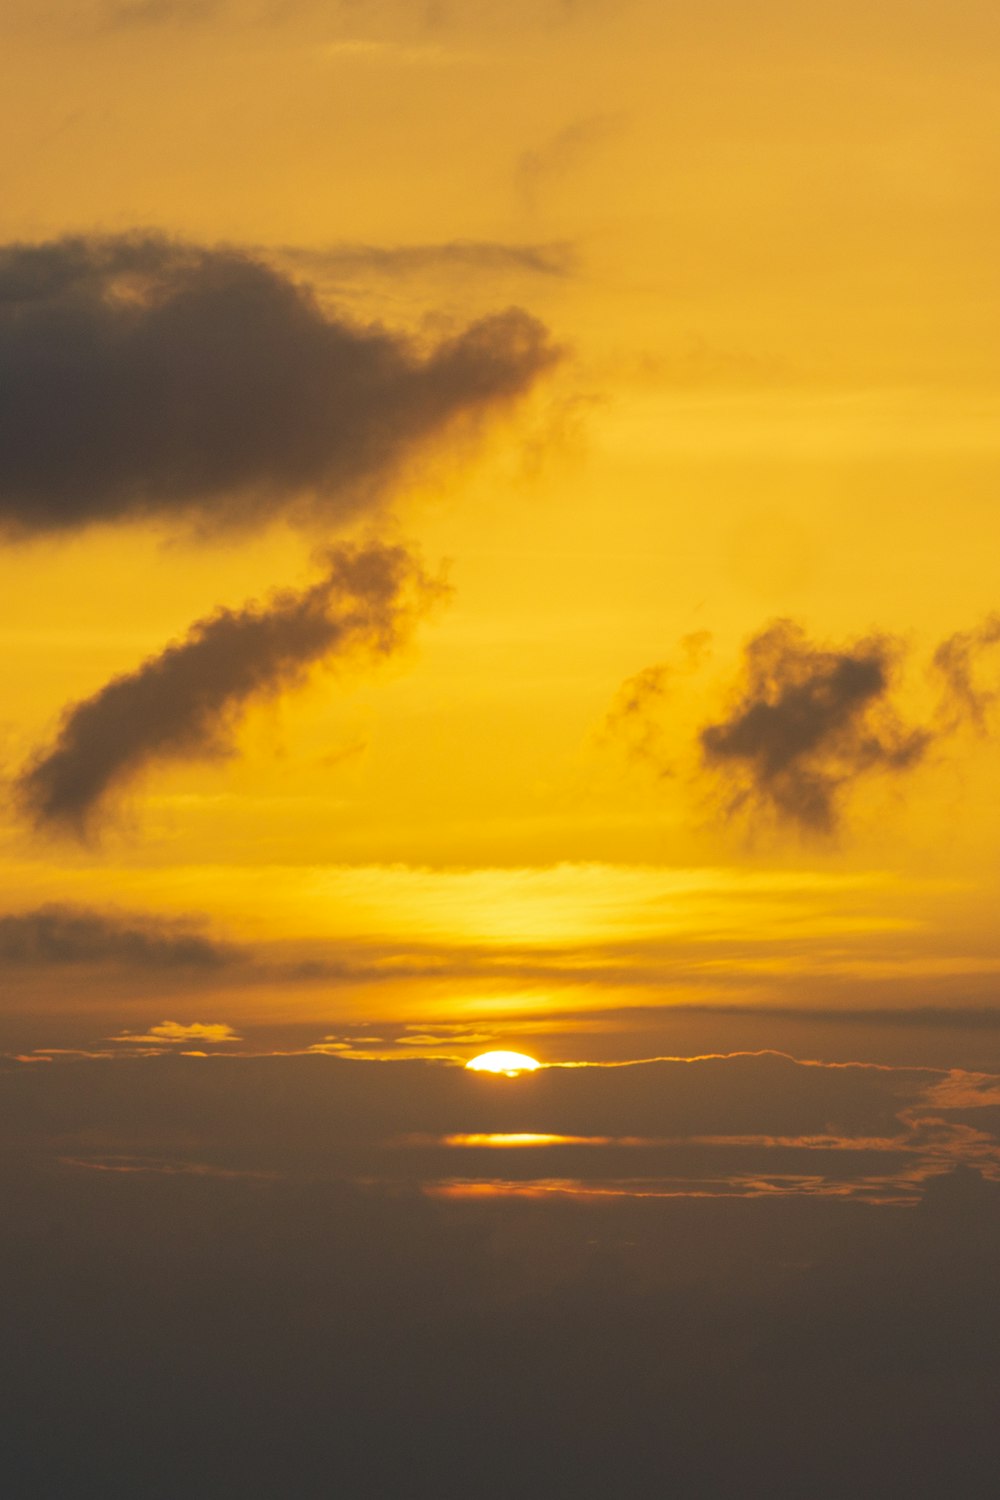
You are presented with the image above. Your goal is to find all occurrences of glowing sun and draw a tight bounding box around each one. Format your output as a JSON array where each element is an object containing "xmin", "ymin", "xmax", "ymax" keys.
[{"xmin": 466, "ymin": 1051, "xmax": 542, "ymax": 1077}]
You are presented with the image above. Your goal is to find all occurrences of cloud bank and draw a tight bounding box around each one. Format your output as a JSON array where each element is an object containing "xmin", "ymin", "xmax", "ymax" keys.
[
  {"xmin": 18, "ymin": 542, "xmax": 435, "ymax": 834},
  {"xmin": 0, "ymin": 234, "xmax": 559, "ymax": 538}
]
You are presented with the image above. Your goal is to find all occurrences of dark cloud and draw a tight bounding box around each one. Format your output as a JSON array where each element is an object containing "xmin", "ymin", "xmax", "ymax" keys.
[
  {"xmin": 0, "ymin": 234, "xmax": 559, "ymax": 538},
  {"xmin": 699, "ymin": 620, "xmax": 930, "ymax": 832},
  {"xmin": 17, "ymin": 542, "xmax": 435, "ymax": 835},
  {"xmin": 5, "ymin": 1051, "xmax": 1000, "ymax": 1499},
  {"xmin": 0, "ymin": 904, "xmax": 234, "ymax": 968},
  {"xmin": 4, "ymin": 1048, "xmax": 996, "ymax": 1197}
]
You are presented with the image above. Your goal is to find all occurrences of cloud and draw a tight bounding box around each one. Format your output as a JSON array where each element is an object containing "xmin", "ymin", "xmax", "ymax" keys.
[
  {"xmin": 516, "ymin": 113, "xmax": 623, "ymax": 215},
  {"xmin": 276, "ymin": 239, "xmax": 576, "ymax": 282},
  {"xmin": 8, "ymin": 1048, "xmax": 1000, "ymax": 1201},
  {"xmin": 602, "ymin": 632, "xmax": 711, "ymax": 768},
  {"xmin": 0, "ymin": 905, "xmax": 235, "ymax": 968},
  {"xmin": 699, "ymin": 620, "xmax": 930, "ymax": 833},
  {"xmin": 0, "ymin": 234, "xmax": 559, "ymax": 538},
  {"xmin": 932, "ymin": 614, "xmax": 1000, "ymax": 733},
  {"xmin": 17, "ymin": 541, "xmax": 436, "ymax": 835},
  {"xmin": 109, "ymin": 1020, "xmax": 242, "ymax": 1045},
  {"xmin": 609, "ymin": 613, "xmax": 1000, "ymax": 836}
]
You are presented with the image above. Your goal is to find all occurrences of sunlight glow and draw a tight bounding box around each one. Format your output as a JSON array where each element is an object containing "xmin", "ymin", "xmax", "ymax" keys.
[{"xmin": 465, "ymin": 1050, "xmax": 542, "ymax": 1076}]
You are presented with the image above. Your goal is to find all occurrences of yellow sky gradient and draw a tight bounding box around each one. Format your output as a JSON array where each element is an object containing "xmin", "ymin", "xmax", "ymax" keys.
[{"xmin": 3, "ymin": 0, "xmax": 1000, "ymax": 1061}]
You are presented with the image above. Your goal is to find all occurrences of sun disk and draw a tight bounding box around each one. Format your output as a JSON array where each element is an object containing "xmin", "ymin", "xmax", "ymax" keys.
[{"xmin": 465, "ymin": 1051, "xmax": 542, "ymax": 1076}]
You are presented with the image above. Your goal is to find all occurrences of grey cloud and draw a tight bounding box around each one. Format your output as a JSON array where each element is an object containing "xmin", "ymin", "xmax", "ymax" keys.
[
  {"xmin": 0, "ymin": 234, "xmax": 559, "ymax": 538},
  {"xmin": 276, "ymin": 239, "xmax": 576, "ymax": 281},
  {"xmin": 0, "ymin": 905, "xmax": 235, "ymax": 968},
  {"xmin": 700, "ymin": 620, "xmax": 929, "ymax": 832},
  {"xmin": 17, "ymin": 541, "xmax": 435, "ymax": 835}
]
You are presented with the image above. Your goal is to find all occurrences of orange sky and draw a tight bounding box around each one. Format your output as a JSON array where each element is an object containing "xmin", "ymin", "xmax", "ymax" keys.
[{"xmin": 3, "ymin": 0, "xmax": 1000, "ymax": 1068}]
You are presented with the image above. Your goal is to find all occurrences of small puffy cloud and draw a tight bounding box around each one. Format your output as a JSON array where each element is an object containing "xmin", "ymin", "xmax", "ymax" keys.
[
  {"xmin": 699, "ymin": 620, "xmax": 929, "ymax": 832},
  {"xmin": 17, "ymin": 542, "xmax": 436, "ymax": 836}
]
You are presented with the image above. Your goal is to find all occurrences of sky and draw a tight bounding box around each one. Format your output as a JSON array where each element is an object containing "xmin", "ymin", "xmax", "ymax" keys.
[{"xmin": 4, "ymin": 3, "xmax": 1000, "ymax": 1493}]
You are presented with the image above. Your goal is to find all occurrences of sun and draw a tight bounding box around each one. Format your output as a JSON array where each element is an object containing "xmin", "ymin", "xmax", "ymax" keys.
[{"xmin": 465, "ymin": 1051, "xmax": 542, "ymax": 1077}]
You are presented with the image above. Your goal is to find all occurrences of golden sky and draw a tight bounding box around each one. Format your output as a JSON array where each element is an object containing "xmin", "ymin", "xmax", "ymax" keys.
[{"xmin": 3, "ymin": 0, "xmax": 1000, "ymax": 1067}]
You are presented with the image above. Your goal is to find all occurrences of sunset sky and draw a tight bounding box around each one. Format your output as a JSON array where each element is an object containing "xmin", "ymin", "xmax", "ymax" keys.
[
  {"xmin": 4, "ymin": 0, "xmax": 1000, "ymax": 1071},
  {"xmin": 4, "ymin": 6, "xmax": 1000, "ymax": 1492}
]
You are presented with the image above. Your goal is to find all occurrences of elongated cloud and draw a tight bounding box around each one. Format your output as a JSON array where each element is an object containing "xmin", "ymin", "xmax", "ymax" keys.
[
  {"xmin": 17, "ymin": 542, "xmax": 436, "ymax": 834},
  {"xmin": 0, "ymin": 235, "xmax": 559, "ymax": 537},
  {"xmin": 0, "ymin": 904, "xmax": 234, "ymax": 968},
  {"xmin": 699, "ymin": 621, "xmax": 929, "ymax": 832}
]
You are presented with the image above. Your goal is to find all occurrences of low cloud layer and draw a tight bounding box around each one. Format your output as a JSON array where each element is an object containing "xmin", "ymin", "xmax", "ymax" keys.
[
  {"xmin": 700, "ymin": 620, "xmax": 929, "ymax": 832},
  {"xmin": 0, "ymin": 234, "xmax": 559, "ymax": 537},
  {"xmin": 6, "ymin": 1048, "xmax": 1000, "ymax": 1205},
  {"xmin": 4, "ymin": 1054, "xmax": 1000, "ymax": 1498},
  {"xmin": 17, "ymin": 542, "xmax": 434, "ymax": 835}
]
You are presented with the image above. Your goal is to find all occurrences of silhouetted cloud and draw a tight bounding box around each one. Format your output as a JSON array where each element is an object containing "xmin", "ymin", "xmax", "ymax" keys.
[
  {"xmin": 0, "ymin": 234, "xmax": 559, "ymax": 537},
  {"xmin": 8, "ymin": 1048, "xmax": 1000, "ymax": 1199},
  {"xmin": 699, "ymin": 621, "xmax": 929, "ymax": 832},
  {"xmin": 17, "ymin": 542, "xmax": 435, "ymax": 835},
  {"xmin": 0, "ymin": 905, "xmax": 234, "ymax": 967}
]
